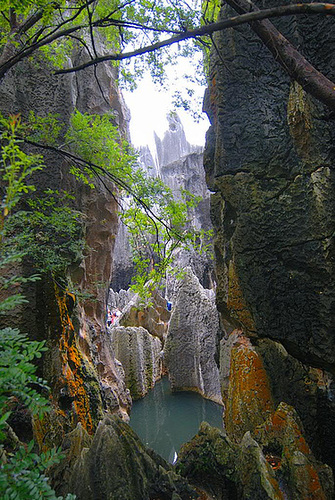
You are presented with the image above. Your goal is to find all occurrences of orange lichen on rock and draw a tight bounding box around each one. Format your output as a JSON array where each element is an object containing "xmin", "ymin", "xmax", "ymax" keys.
[
  {"xmin": 33, "ymin": 400, "xmax": 67, "ymax": 452},
  {"xmin": 255, "ymin": 403, "xmax": 327, "ymax": 500},
  {"xmin": 55, "ymin": 285, "xmax": 93, "ymax": 434},
  {"xmin": 227, "ymin": 261, "xmax": 256, "ymax": 333},
  {"xmin": 225, "ymin": 336, "xmax": 274, "ymax": 442}
]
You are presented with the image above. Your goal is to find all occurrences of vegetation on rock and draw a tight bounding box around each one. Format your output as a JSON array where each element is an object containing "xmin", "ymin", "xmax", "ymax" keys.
[{"xmin": 0, "ymin": 117, "xmax": 75, "ymax": 499}]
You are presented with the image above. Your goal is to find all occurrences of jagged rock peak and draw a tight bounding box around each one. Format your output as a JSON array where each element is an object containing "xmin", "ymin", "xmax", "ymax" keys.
[
  {"xmin": 137, "ymin": 112, "xmax": 202, "ymax": 171},
  {"xmin": 154, "ymin": 112, "xmax": 198, "ymax": 168}
]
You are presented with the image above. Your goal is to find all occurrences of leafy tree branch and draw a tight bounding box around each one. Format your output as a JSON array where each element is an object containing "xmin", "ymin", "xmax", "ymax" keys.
[
  {"xmin": 0, "ymin": 2, "xmax": 334, "ymax": 111},
  {"xmin": 55, "ymin": 3, "xmax": 335, "ymax": 75}
]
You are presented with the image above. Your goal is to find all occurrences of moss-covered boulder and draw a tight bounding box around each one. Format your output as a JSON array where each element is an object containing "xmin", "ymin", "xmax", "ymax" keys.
[{"xmin": 177, "ymin": 406, "xmax": 333, "ymax": 500}]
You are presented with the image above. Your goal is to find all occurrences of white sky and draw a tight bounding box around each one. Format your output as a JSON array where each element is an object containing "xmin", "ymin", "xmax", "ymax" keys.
[{"xmin": 123, "ymin": 60, "xmax": 210, "ymax": 149}]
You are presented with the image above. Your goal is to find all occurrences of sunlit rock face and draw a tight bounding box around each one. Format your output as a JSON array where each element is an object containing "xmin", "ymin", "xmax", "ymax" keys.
[
  {"xmin": 0, "ymin": 43, "xmax": 131, "ymax": 440},
  {"xmin": 205, "ymin": 0, "xmax": 335, "ymax": 477},
  {"xmin": 111, "ymin": 326, "xmax": 162, "ymax": 400},
  {"xmin": 164, "ymin": 268, "xmax": 222, "ymax": 404}
]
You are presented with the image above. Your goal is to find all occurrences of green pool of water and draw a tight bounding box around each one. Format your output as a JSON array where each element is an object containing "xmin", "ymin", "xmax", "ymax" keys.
[{"xmin": 129, "ymin": 377, "xmax": 224, "ymax": 463}]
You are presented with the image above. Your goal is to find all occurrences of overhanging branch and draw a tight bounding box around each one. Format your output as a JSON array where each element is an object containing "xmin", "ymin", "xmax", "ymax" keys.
[
  {"xmin": 225, "ymin": 0, "xmax": 335, "ymax": 110},
  {"xmin": 54, "ymin": 3, "xmax": 335, "ymax": 76},
  {"xmin": 21, "ymin": 137, "xmax": 179, "ymax": 242}
]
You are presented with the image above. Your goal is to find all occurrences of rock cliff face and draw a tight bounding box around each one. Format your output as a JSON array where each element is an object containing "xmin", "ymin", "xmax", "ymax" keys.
[
  {"xmin": 164, "ymin": 268, "xmax": 222, "ymax": 404},
  {"xmin": 0, "ymin": 44, "xmax": 131, "ymax": 441},
  {"xmin": 111, "ymin": 326, "xmax": 162, "ymax": 400},
  {"xmin": 204, "ymin": 0, "xmax": 335, "ymax": 486}
]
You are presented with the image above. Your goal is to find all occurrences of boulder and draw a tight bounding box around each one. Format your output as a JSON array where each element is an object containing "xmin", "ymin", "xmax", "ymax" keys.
[
  {"xmin": 164, "ymin": 268, "xmax": 222, "ymax": 404},
  {"xmin": 177, "ymin": 410, "xmax": 333, "ymax": 500},
  {"xmin": 111, "ymin": 326, "xmax": 162, "ymax": 400}
]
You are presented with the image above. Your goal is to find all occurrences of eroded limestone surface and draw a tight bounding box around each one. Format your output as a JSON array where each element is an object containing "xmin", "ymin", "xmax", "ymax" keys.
[
  {"xmin": 165, "ymin": 268, "xmax": 222, "ymax": 404},
  {"xmin": 205, "ymin": 0, "xmax": 335, "ymax": 480},
  {"xmin": 111, "ymin": 326, "xmax": 162, "ymax": 400},
  {"xmin": 55, "ymin": 416, "xmax": 198, "ymax": 500}
]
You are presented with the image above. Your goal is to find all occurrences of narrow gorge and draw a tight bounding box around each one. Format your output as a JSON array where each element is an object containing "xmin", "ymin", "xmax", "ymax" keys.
[{"xmin": 0, "ymin": 2, "xmax": 335, "ymax": 500}]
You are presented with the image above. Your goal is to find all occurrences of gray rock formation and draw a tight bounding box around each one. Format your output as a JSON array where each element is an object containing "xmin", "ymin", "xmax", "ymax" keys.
[
  {"xmin": 119, "ymin": 289, "xmax": 170, "ymax": 340},
  {"xmin": 111, "ymin": 326, "xmax": 162, "ymax": 400},
  {"xmin": 110, "ymin": 222, "xmax": 134, "ymax": 291},
  {"xmin": 0, "ymin": 40, "xmax": 131, "ymax": 437},
  {"xmin": 164, "ymin": 268, "xmax": 222, "ymax": 404},
  {"xmin": 57, "ymin": 416, "xmax": 198, "ymax": 500},
  {"xmin": 205, "ymin": 0, "xmax": 335, "ymax": 475},
  {"xmin": 154, "ymin": 112, "xmax": 192, "ymax": 167},
  {"xmin": 109, "ymin": 288, "xmax": 135, "ymax": 312}
]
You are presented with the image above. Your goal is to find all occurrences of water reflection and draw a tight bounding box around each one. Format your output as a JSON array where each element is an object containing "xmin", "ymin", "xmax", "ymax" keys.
[{"xmin": 129, "ymin": 377, "xmax": 224, "ymax": 462}]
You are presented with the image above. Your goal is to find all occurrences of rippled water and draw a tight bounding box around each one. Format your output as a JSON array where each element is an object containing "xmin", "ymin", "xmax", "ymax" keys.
[{"xmin": 129, "ymin": 377, "xmax": 224, "ymax": 463}]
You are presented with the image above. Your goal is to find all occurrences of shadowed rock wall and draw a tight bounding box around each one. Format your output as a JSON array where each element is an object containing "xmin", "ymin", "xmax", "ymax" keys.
[
  {"xmin": 0, "ymin": 44, "xmax": 131, "ymax": 441},
  {"xmin": 205, "ymin": 0, "xmax": 335, "ymax": 476}
]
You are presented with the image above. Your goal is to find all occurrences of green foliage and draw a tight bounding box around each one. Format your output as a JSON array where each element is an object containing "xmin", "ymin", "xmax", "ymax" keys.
[
  {"xmin": 0, "ymin": 114, "xmax": 43, "ymax": 215},
  {"xmin": 0, "ymin": 442, "xmax": 76, "ymax": 500},
  {"xmin": 0, "ymin": 113, "xmax": 84, "ymax": 275},
  {"xmin": 202, "ymin": 0, "xmax": 221, "ymax": 23},
  {"xmin": 25, "ymin": 112, "xmax": 62, "ymax": 146},
  {"xmin": 66, "ymin": 110, "xmax": 136, "ymax": 186},
  {"xmin": 0, "ymin": 0, "xmax": 205, "ymax": 92},
  {"xmin": 6, "ymin": 189, "xmax": 85, "ymax": 274},
  {"xmin": 121, "ymin": 166, "xmax": 210, "ymax": 299},
  {"xmin": 0, "ymin": 328, "xmax": 49, "ymax": 435},
  {"xmin": 0, "ymin": 114, "xmax": 76, "ymax": 500}
]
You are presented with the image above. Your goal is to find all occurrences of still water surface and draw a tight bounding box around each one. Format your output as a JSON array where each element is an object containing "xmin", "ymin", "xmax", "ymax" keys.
[{"xmin": 129, "ymin": 377, "xmax": 224, "ymax": 463}]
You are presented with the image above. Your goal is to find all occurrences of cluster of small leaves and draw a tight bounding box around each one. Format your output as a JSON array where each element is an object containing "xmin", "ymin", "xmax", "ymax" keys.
[
  {"xmin": 0, "ymin": 113, "xmax": 43, "ymax": 215},
  {"xmin": 0, "ymin": 0, "xmax": 206, "ymax": 98},
  {"xmin": 0, "ymin": 328, "xmax": 49, "ymax": 436},
  {"xmin": 0, "ymin": 114, "xmax": 76, "ymax": 499},
  {"xmin": 5, "ymin": 189, "xmax": 85, "ymax": 274},
  {"xmin": 0, "ymin": 441, "xmax": 76, "ymax": 500},
  {"xmin": 24, "ymin": 112, "xmax": 63, "ymax": 146},
  {"xmin": 66, "ymin": 110, "xmax": 137, "ymax": 187},
  {"xmin": 0, "ymin": 113, "xmax": 84, "ymax": 275}
]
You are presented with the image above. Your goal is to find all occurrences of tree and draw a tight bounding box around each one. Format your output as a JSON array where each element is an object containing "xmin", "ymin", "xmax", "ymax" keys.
[{"xmin": 0, "ymin": 2, "xmax": 334, "ymax": 109}]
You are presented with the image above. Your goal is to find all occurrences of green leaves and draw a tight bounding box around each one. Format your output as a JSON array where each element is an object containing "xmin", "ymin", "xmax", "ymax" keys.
[
  {"xmin": 0, "ymin": 441, "xmax": 76, "ymax": 499},
  {"xmin": 0, "ymin": 112, "xmax": 75, "ymax": 500},
  {"xmin": 6, "ymin": 190, "xmax": 85, "ymax": 274},
  {"xmin": 66, "ymin": 110, "xmax": 136, "ymax": 183},
  {"xmin": 0, "ymin": 328, "xmax": 49, "ymax": 428},
  {"xmin": 0, "ymin": 114, "xmax": 44, "ymax": 216},
  {"xmin": 120, "ymin": 166, "xmax": 206, "ymax": 299}
]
